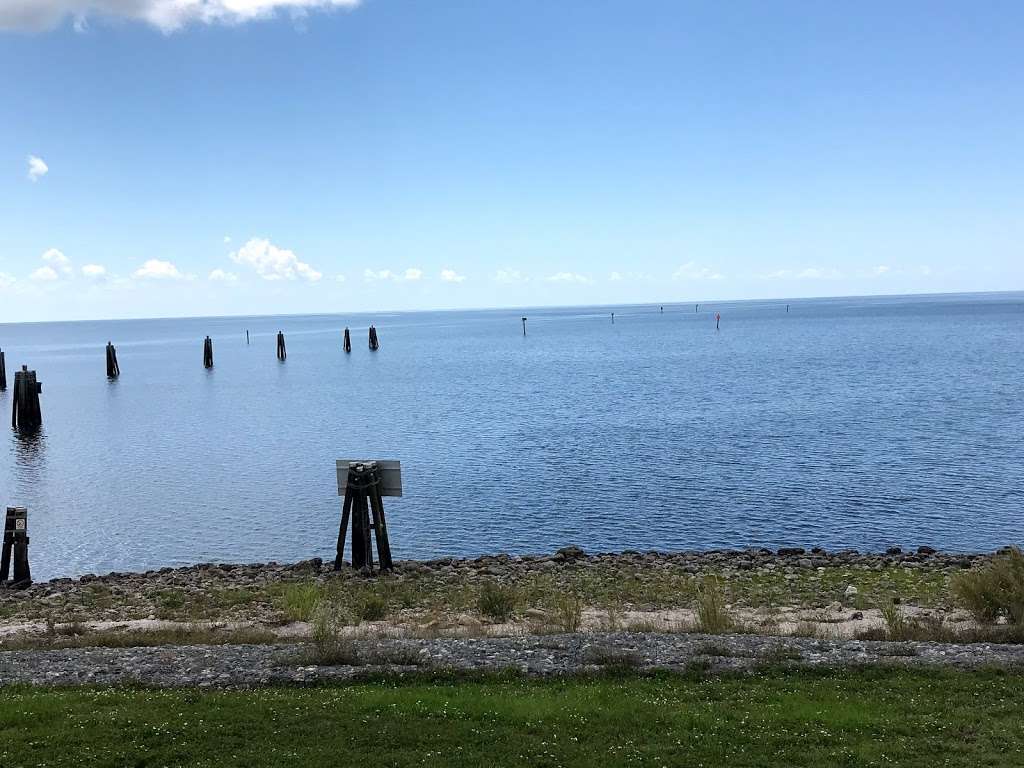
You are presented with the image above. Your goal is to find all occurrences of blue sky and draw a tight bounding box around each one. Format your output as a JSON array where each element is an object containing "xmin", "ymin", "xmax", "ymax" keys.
[{"xmin": 1, "ymin": 1, "xmax": 1021, "ymax": 321}]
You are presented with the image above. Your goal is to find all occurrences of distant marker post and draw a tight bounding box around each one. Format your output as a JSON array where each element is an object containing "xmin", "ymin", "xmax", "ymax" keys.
[
  {"xmin": 715, "ymin": 312, "xmax": 720, "ymax": 331},
  {"xmin": 521, "ymin": 316, "xmax": 527, "ymax": 336}
]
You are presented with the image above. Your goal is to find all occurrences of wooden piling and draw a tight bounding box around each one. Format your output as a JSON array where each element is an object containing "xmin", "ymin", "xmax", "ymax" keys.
[
  {"xmin": 368, "ymin": 326, "xmax": 380, "ymax": 351},
  {"xmin": 0, "ymin": 348, "xmax": 6, "ymax": 391},
  {"xmin": 105, "ymin": 342, "xmax": 120, "ymax": 378},
  {"xmin": 203, "ymin": 336, "xmax": 214, "ymax": 369},
  {"xmin": 276, "ymin": 331, "xmax": 287, "ymax": 361},
  {"xmin": 343, "ymin": 328, "xmax": 352, "ymax": 354},
  {"xmin": 611, "ymin": 312, "xmax": 615, "ymax": 324},
  {"xmin": 334, "ymin": 461, "xmax": 396, "ymax": 572},
  {"xmin": 521, "ymin": 316, "xmax": 527, "ymax": 336},
  {"xmin": 716, "ymin": 312, "xmax": 721, "ymax": 330},
  {"xmin": 246, "ymin": 330, "xmax": 250, "ymax": 345},
  {"xmin": 11, "ymin": 366, "xmax": 42, "ymax": 432},
  {"xmin": 1, "ymin": 507, "xmax": 31, "ymax": 588}
]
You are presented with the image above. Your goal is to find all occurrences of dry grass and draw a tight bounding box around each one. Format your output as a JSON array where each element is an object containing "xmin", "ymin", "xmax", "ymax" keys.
[
  {"xmin": 695, "ymin": 579, "xmax": 734, "ymax": 634},
  {"xmin": 951, "ymin": 547, "xmax": 1024, "ymax": 624}
]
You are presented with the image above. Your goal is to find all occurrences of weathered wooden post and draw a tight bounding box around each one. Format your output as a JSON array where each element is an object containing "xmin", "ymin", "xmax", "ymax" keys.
[
  {"xmin": 276, "ymin": 331, "xmax": 287, "ymax": 361},
  {"xmin": 334, "ymin": 460, "xmax": 401, "ymax": 572},
  {"xmin": 105, "ymin": 342, "xmax": 120, "ymax": 378},
  {"xmin": 716, "ymin": 312, "xmax": 721, "ymax": 330},
  {"xmin": 343, "ymin": 328, "xmax": 352, "ymax": 353},
  {"xmin": 203, "ymin": 336, "xmax": 214, "ymax": 369},
  {"xmin": 0, "ymin": 507, "xmax": 31, "ymax": 588},
  {"xmin": 368, "ymin": 326, "xmax": 380, "ymax": 351},
  {"xmin": 11, "ymin": 367, "xmax": 42, "ymax": 432},
  {"xmin": 611, "ymin": 312, "xmax": 615, "ymax": 324},
  {"xmin": 246, "ymin": 330, "xmax": 250, "ymax": 345},
  {"xmin": 521, "ymin": 316, "xmax": 527, "ymax": 336},
  {"xmin": 0, "ymin": 348, "xmax": 6, "ymax": 391}
]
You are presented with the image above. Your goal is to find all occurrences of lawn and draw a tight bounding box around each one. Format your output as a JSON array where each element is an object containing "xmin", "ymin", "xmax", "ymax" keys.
[{"xmin": 0, "ymin": 668, "xmax": 1021, "ymax": 767}]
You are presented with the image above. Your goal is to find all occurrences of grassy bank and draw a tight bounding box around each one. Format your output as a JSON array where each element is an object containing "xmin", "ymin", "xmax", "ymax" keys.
[{"xmin": 1, "ymin": 668, "xmax": 1021, "ymax": 767}]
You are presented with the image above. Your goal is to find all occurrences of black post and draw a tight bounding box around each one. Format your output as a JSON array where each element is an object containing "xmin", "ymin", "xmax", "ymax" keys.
[
  {"xmin": 246, "ymin": 330, "xmax": 250, "ymax": 345},
  {"xmin": 611, "ymin": 312, "xmax": 615, "ymax": 324},
  {"xmin": 335, "ymin": 463, "xmax": 394, "ymax": 572},
  {"xmin": 521, "ymin": 316, "xmax": 527, "ymax": 336},
  {"xmin": 1, "ymin": 507, "xmax": 30, "ymax": 588},
  {"xmin": 11, "ymin": 366, "xmax": 42, "ymax": 432},
  {"xmin": 276, "ymin": 331, "xmax": 287, "ymax": 361},
  {"xmin": 105, "ymin": 342, "xmax": 120, "ymax": 378},
  {"xmin": 343, "ymin": 328, "xmax": 351, "ymax": 354},
  {"xmin": 368, "ymin": 326, "xmax": 379, "ymax": 351},
  {"xmin": 0, "ymin": 348, "xmax": 6, "ymax": 392},
  {"xmin": 203, "ymin": 336, "xmax": 214, "ymax": 369}
]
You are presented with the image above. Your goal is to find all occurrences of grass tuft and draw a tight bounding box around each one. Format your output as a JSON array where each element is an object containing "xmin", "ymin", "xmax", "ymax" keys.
[
  {"xmin": 951, "ymin": 547, "xmax": 1024, "ymax": 624},
  {"xmin": 695, "ymin": 578, "xmax": 733, "ymax": 634},
  {"xmin": 476, "ymin": 582, "xmax": 518, "ymax": 622}
]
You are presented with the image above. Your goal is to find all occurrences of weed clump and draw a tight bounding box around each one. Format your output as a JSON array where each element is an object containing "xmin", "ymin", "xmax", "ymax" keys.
[
  {"xmin": 695, "ymin": 578, "xmax": 734, "ymax": 634},
  {"xmin": 952, "ymin": 548, "xmax": 1024, "ymax": 624},
  {"xmin": 477, "ymin": 582, "xmax": 518, "ymax": 622}
]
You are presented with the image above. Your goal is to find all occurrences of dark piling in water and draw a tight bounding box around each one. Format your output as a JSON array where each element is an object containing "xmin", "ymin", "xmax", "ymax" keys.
[
  {"xmin": 105, "ymin": 342, "xmax": 120, "ymax": 378},
  {"xmin": 522, "ymin": 316, "xmax": 527, "ymax": 336},
  {"xmin": 1, "ymin": 506, "xmax": 31, "ymax": 588},
  {"xmin": 716, "ymin": 313, "xmax": 721, "ymax": 331},
  {"xmin": 343, "ymin": 328, "xmax": 352, "ymax": 353},
  {"xmin": 368, "ymin": 326, "xmax": 380, "ymax": 351},
  {"xmin": 611, "ymin": 312, "xmax": 615, "ymax": 324},
  {"xmin": 203, "ymin": 336, "xmax": 214, "ymax": 369},
  {"xmin": 0, "ymin": 348, "xmax": 6, "ymax": 391},
  {"xmin": 11, "ymin": 366, "xmax": 42, "ymax": 432},
  {"xmin": 246, "ymin": 330, "xmax": 250, "ymax": 345},
  {"xmin": 276, "ymin": 331, "xmax": 287, "ymax": 361}
]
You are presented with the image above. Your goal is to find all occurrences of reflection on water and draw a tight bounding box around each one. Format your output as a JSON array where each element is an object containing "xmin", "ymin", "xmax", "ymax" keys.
[{"xmin": 11, "ymin": 427, "xmax": 47, "ymax": 493}]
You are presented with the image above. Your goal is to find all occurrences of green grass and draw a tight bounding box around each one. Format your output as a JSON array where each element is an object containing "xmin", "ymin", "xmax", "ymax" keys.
[{"xmin": 0, "ymin": 668, "xmax": 1022, "ymax": 767}]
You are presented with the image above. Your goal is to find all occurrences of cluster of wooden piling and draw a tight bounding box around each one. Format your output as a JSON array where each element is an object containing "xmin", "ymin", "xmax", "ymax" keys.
[
  {"xmin": 335, "ymin": 462, "xmax": 394, "ymax": 572},
  {"xmin": 368, "ymin": 326, "xmax": 380, "ymax": 351},
  {"xmin": 105, "ymin": 342, "xmax": 120, "ymax": 378},
  {"xmin": 1, "ymin": 506, "xmax": 31, "ymax": 589},
  {"xmin": 11, "ymin": 366, "xmax": 42, "ymax": 433},
  {"xmin": 203, "ymin": 336, "xmax": 214, "ymax": 369},
  {"xmin": 276, "ymin": 331, "xmax": 287, "ymax": 361},
  {"xmin": 343, "ymin": 328, "xmax": 352, "ymax": 353},
  {"xmin": 0, "ymin": 348, "xmax": 6, "ymax": 391}
]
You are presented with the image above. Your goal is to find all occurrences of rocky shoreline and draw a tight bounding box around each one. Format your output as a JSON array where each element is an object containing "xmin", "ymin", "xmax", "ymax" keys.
[{"xmin": 2, "ymin": 631, "xmax": 1022, "ymax": 688}]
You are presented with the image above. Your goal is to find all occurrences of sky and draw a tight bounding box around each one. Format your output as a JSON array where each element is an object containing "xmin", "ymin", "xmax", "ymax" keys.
[{"xmin": 0, "ymin": 0, "xmax": 1021, "ymax": 321}]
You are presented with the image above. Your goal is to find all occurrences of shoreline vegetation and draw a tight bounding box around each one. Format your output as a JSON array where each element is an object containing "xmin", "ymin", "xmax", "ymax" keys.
[{"xmin": 2, "ymin": 546, "xmax": 1022, "ymax": 653}]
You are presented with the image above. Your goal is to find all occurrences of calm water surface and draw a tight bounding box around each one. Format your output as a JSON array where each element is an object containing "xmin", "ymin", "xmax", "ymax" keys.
[{"xmin": 1, "ymin": 293, "xmax": 1022, "ymax": 580}]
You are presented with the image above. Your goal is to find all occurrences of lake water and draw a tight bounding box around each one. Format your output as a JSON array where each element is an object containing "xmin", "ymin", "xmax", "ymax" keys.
[{"xmin": 2, "ymin": 293, "xmax": 1022, "ymax": 581}]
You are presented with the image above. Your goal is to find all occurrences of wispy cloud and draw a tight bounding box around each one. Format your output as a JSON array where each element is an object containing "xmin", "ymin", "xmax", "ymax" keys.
[
  {"xmin": 208, "ymin": 268, "xmax": 238, "ymax": 282},
  {"xmin": 0, "ymin": 0, "xmax": 363, "ymax": 33},
  {"xmin": 27, "ymin": 155, "xmax": 48, "ymax": 181},
  {"xmin": 672, "ymin": 262, "xmax": 723, "ymax": 281},
  {"xmin": 440, "ymin": 268, "xmax": 466, "ymax": 283},
  {"xmin": 493, "ymin": 269, "xmax": 527, "ymax": 284},
  {"xmin": 133, "ymin": 259, "xmax": 190, "ymax": 280},
  {"xmin": 30, "ymin": 266, "xmax": 59, "ymax": 282},
  {"xmin": 230, "ymin": 238, "xmax": 321, "ymax": 282},
  {"xmin": 404, "ymin": 268, "xmax": 423, "ymax": 281},
  {"xmin": 364, "ymin": 269, "xmax": 394, "ymax": 282},
  {"xmin": 546, "ymin": 271, "xmax": 591, "ymax": 284},
  {"xmin": 81, "ymin": 264, "xmax": 107, "ymax": 278},
  {"xmin": 42, "ymin": 247, "xmax": 72, "ymax": 275},
  {"xmin": 0, "ymin": 273, "xmax": 15, "ymax": 289}
]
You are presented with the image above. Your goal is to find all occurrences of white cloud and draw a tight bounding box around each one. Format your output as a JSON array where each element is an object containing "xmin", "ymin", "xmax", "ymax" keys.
[
  {"xmin": 672, "ymin": 262, "xmax": 723, "ymax": 281},
  {"xmin": 546, "ymin": 271, "xmax": 591, "ymax": 284},
  {"xmin": 133, "ymin": 259, "xmax": 188, "ymax": 280},
  {"xmin": 494, "ymin": 269, "xmax": 527, "ymax": 284},
  {"xmin": 0, "ymin": 0, "xmax": 362, "ymax": 33},
  {"xmin": 230, "ymin": 238, "xmax": 321, "ymax": 282},
  {"xmin": 871, "ymin": 265, "xmax": 891, "ymax": 277},
  {"xmin": 208, "ymin": 268, "xmax": 238, "ymax": 282},
  {"xmin": 27, "ymin": 155, "xmax": 48, "ymax": 181},
  {"xmin": 440, "ymin": 268, "xmax": 466, "ymax": 283},
  {"xmin": 609, "ymin": 271, "xmax": 622, "ymax": 281},
  {"xmin": 42, "ymin": 247, "xmax": 72, "ymax": 275},
  {"xmin": 364, "ymin": 268, "xmax": 394, "ymax": 282},
  {"xmin": 404, "ymin": 268, "xmax": 423, "ymax": 281},
  {"xmin": 0, "ymin": 273, "xmax": 15, "ymax": 289},
  {"xmin": 81, "ymin": 264, "xmax": 107, "ymax": 278},
  {"xmin": 30, "ymin": 266, "xmax": 59, "ymax": 282}
]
